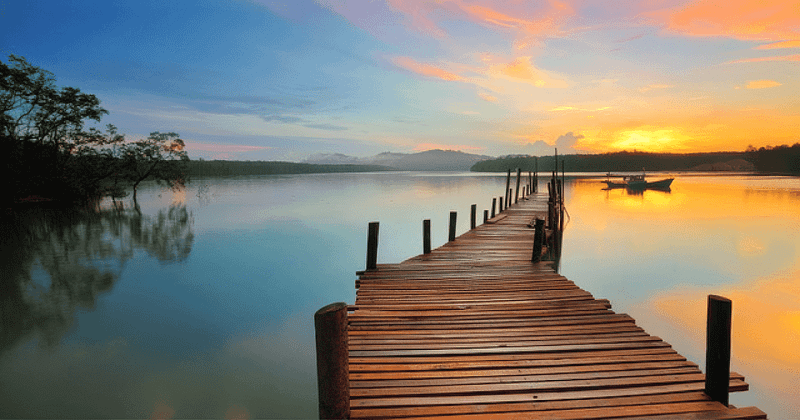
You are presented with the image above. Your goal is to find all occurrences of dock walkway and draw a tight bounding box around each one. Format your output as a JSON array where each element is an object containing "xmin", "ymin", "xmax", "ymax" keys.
[{"xmin": 343, "ymin": 193, "xmax": 766, "ymax": 419}]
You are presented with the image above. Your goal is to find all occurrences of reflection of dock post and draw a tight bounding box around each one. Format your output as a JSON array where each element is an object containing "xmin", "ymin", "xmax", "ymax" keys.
[
  {"xmin": 448, "ymin": 211, "xmax": 457, "ymax": 242},
  {"xmin": 423, "ymin": 219, "xmax": 431, "ymax": 254},
  {"xmin": 531, "ymin": 218, "xmax": 544, "ymax": 263},
  {"xmin": 705, "ymin": 295, "xmax": 732, "ymax": 406},
  {"xmin": 314, "ymin": 302, "xmax": 349, "ymax": 420},
  {"xmin": 366, "ymin": 222, "xmax": 379, "ymax": 270}
]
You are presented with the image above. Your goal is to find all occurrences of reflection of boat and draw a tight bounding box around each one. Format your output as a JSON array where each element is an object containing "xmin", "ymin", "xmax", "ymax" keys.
[{"xmin": 603, "ymin": 174, "xmax": 674, "ymax": 190}]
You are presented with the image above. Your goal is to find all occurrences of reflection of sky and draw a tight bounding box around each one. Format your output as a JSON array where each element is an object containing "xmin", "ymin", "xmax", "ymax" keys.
[
  {"xmin": 560, "ymin": 175, "xmax": 800, "ymax": 418},
  {"xmin": 4, "ymin": 173, "xmax": 796, "ymax": 418}
]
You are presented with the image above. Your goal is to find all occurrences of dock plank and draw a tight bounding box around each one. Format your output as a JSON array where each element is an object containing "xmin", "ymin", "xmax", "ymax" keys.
[{"xmin": 345, "ymin": 192, "xmax": 766, "ymax": 419}]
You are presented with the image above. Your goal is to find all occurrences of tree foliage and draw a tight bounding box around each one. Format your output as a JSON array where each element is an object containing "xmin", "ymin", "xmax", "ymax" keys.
[{"xmin": 1, "ymin": 54, "xmax": 189, "ymax": 206}]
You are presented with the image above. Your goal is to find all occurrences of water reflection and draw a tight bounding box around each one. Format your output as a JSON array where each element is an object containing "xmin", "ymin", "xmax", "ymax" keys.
[
  {"xmin": 561, "ymin": 175, "xmax": 800, "ymax": 418},
  {"xmin": 0, "ymin": 205, "xmax": 193, "ymax": 354}
]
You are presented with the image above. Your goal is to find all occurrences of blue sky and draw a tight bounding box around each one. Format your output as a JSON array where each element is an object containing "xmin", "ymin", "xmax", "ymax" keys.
[{"xmin": 3, "ymin": 0, "xmax": 798, "ymax": 160}]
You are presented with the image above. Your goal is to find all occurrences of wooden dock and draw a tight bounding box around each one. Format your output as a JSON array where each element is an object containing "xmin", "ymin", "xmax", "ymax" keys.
[{"xmin": 316, "ymin": 186, "xmax": 767, "ymax": 419}]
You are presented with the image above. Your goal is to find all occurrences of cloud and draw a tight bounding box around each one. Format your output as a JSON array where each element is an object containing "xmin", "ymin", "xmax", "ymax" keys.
[
  {"xmin": 745, "ymin": 80, "xmax": 782, "ymax": 89},
  {"xmin": 555, "ymin": 131, "xmax": 584, "ymax": 150},
  {"xmin": 659, "ymin": 0, "xmax": 800, "ymax": 43},
  {"xmin": 384, "ymin": 0, "xmax": 574, "ymax": 48},
  {"xmin": 487, "ymin": 56, "xmax": 568, "ymax": 88},
  {"xmin": 755, "ymin": 40, "xmax": 800, "ymax": 49},
  {"xmin": 302, "ymin": 123, "xmax": 348, "ymax": 131},
  {"xmin": 727, "ymin": 54, "xmax": 800, "ymax": 63},
  {"xmin": 639, "ymin": 84, "xmax": 675, "ymax": 93},
  {"xmin": 478, "ymin": 92, "xmax": 498, "ymax": 102},
  {"xmin": 391, "ymin": 56, "xmax": 463, "ymax": 81}
]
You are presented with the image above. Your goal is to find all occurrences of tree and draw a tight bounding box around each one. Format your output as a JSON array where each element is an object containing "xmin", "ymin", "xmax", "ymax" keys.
[
  {"xmin": 1, "ymin": 54, "xmax": 189, "ymax": 205},
  {"xmin": 121, "ymin": 131, "xmax": 189, "ymax": 206}
]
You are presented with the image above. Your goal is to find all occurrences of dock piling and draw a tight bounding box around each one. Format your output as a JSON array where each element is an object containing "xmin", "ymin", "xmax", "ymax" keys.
[
  {"xmin": 483, "ymin": 209, "xmax": 488, "ymax": 223},
  {"xmin": 314, "ymin": 302, "xmax": 349, "ymax": 420},
  {"xmin": 470, "ymin": 204, "xmax": 477, "ymax": 229},
  {"xmin": 515, "ymin": 168, "xmax": 521, "ymax": 203},
  {"xmin": 705, "ymin": 295, "xmax": 732, "ymax": 406},
  {"xmin": 448, "ymin": 211, "xmax": 457, "ymax": 242},
  {"xmin": 531, "ymin": 218, "xmax": 544, "ymax": 262},
  {"xmin": 366, "ymin": 222, "xmax": 379, "ymax": 270},
  {"xmin": 423, "ymin": 219, "xmax": 431, "ymax": 254},
  {"xmin": 491, "ymin": 198, "xmax": 496, "ymax": 218}
]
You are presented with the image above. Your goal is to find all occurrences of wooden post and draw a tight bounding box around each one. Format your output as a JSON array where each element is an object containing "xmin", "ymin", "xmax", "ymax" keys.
[
  {"xmin": 514, "ymin": 168, "xmax": 521, "ymax": 203},
  {"xmin": 491, "ymin": 198, "xmax": 496, "ymax": 218},
  {"xmin": 534, "ymin": 157, "xmax": 538, "ymax": 193},
  {"xmin": 448, "ymin": 211, "xmax": 457, "ymax": 242},
  {"xmin": 505, "ymin": 169, "xmax": 511, "ymax": 210},
  {"xmin": 315, "ymin": 302, "xmax": 349, "ymax": 420},
  {"xmin": 423, "ymin": 219, "xmax": 431, "ymax": 254},
  {"xmin": 483, "ymin": 209, "xmax": 488, "ymax": 223},
  {"xmin": 705, "ymin": 295, "xmax": 732, "ymax": 406},
  {"xmin": 508, "ymin": 188, "xmax": 513, "ymax": 207},
  {"xmin": 531, "ymin": 218, "xmax": 544, "ymax": 263},
  {"xmin": 470, "ymin": 204, "xmax": 476, "ymax": 229},
  {"xmin": 366, "ymin": 222, "xmax": 379, "ymax": 270},
  {"xmin": 499, "ymin": 196, "xmax": 504, "ymax": 212}
]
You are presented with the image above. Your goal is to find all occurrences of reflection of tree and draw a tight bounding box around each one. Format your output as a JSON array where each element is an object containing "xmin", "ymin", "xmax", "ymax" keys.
[{"xmin": 0, "ymin": 206, "xmax": 193, "ymax": 353}]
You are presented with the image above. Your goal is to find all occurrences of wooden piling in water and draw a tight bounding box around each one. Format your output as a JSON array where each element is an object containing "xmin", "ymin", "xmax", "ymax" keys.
[
  {"xmin": 705, "ymin": 295, "xmax": 732, "ymax": 406},
  {"xmin": 499, "ymin": 196, "xmax": 504, "ymax": 212},
  {"xmin": 366, "ymin": 222, "xmax": 379, "ymax": 270},
  {"xmin": 423, "ymin": 219, "xmax": 431, "ymax": 255},
  {"xmin": 448, "ymin": 211, "xmax": 457, "ymax": 242},
  {"xmin": 314, "ymin": 302, "xmax": 349, "ymax": 420},
  {"xmin": 483, "ymin": 209, "xmax": 488, "ymax": 223},
  {"xmin": 515, "ymin": 168, "xmax": 521, "ymax": 204},
  {"xmin": 531, "ymin": 217, "xmax": 544, "ymax": 263},
  {"xmin": 470, "ymin": 204, "xmax": 476, "ymax": 229},
  {"xmin": 491, "ymin": 198, "xmax": 496, "ymax": 218},
  {"xmin": 504, "ymin": 169, "xmax": 511, "ymax": 209}
]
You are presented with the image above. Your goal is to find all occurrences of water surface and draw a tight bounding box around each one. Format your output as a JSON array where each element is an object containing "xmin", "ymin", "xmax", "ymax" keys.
[{"xmin": 1, "ymin": 172, "xmax": 797, "ymax": 418}]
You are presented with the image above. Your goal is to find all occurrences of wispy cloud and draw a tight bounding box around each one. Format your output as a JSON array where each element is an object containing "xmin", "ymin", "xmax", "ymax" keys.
[
  {"xmin": 638, "ymin": 84, "xmax": 675, "ymax": 93},
  {"xmin": 755, "ymin": 40, "xmax": 800, "ymax": 49},
  {"xmin": 745, "ymin": 80, "xmax": 782, "ymax": 89},
  {"xmin": 486, "ymin": 56, "xmax": 568, "ymax": 88},
  {"xmin": 660, "ymin": 0, "xmax": 800, "ymax": 43},
  {"xmin": 478, "ymin": 92, "xmax": 498, "ymax": 102},
  {"xmin": 391, "ymin": 56, "xmax": 463, "ymax": 81},
  {"xmin": 727, "ymin": 54, "xmax": 800, "ymax": 63}
]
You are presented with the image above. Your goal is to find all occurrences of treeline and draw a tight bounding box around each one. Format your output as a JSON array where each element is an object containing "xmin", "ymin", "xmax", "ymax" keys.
[
  {"xmin": 746, "ymin": 144, "xmax": 800, "ymax": 173},
  {"xmin": 186, "ymin": 160, "xmax": 393, "ymax": 177},
  {"xmin": 471, "ymin": 151, "xmax": 750, "ymax": 173},
  {"xmin": 2, "ymin": 55, "xmax": 187, "ymax": 207}
]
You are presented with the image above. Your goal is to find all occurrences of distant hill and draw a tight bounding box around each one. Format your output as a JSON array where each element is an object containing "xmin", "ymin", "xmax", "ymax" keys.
[
  {"xmin": 306, "ymin": 149, "xmax": 493, "ymax": 171},
  {"xmin": 186, "ymin": 160, "xmax": 392, "ymax": 177}
]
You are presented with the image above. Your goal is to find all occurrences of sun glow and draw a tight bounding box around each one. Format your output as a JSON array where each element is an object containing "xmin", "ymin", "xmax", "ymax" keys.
[{"xmin": 609, "ymin": 129, "xmax": 690, "ymax": 153}]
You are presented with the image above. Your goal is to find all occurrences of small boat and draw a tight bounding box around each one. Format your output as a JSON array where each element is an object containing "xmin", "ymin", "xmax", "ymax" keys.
[{"xmin": 603, "ymin": 174, "xmax": 674, "ymax": 190}]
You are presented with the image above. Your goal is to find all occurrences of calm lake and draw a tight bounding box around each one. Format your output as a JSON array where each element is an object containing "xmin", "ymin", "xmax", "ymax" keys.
[{"xmin": 1, "ymin": 172, "xmax": 798, "ymax": 418}]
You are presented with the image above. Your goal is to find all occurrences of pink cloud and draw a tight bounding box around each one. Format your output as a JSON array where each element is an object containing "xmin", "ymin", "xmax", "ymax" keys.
[
  {"xmin": 755, "ymin": 40, "xmax": 800, "ymax": 49},
  {"xmin": 391, "ymin": 56, "xmax": 463, "ymax": 81},
  {"xmin": 659, "ymin": 0, "xmax": 800, "ymax": 43},
  {"xmin": 727, "ymin": 54, "xmax": 800, "ymax": 63}
]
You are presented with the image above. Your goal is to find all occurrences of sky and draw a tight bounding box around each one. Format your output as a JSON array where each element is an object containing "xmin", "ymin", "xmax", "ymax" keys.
[{"xmin": 2, "ymin": 0, "xmax": 798, "ymax": 160}]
